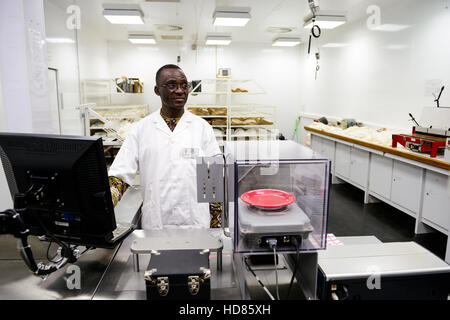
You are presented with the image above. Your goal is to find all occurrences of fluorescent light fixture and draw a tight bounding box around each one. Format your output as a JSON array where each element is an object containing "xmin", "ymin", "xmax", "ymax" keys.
[
  {"xmin": 45, "ymin": 37, "xmax": 75, "ymax": 44},
  {"xmin": 128, "ymin": 34, "xmax": 156, "ymax": 44},
  {"xmin": 272, "ymin": 37, "xmax": 301, "ymax": 47},
  {"xmin": 213, "ymin": 7, "xmax": 251, "ymax": 27},
  {"xmin": 304, "ymin": 14, "xmax": 346, "ymax": 29},
  {"xmin": 385, "ymin": 44, "xmax": 408, "ymax": 50},
  {"xmin": 206, "ymin": 35, "xmax": 232, "ymax": 46},
  {"xmin": 372, "ymin": 24, "xmax": 410, "ymax": 32},
  {"xmin": 103, "ymin": 8, "xmax": 144, "ymax": 24},
  {"xmin": 322, "ymin": 42, "xmax": 348, "ymax": 48}
]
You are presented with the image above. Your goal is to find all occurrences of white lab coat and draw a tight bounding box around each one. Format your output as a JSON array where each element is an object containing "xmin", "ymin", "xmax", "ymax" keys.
[{"xmin": 108, "ymin": 109, "xmax": 221, "ymax": 230}]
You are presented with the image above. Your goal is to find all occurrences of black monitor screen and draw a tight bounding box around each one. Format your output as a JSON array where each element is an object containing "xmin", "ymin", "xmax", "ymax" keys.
[{"xmin": 0, "ymin": 133, "xmax": 116, "ymax": 246}]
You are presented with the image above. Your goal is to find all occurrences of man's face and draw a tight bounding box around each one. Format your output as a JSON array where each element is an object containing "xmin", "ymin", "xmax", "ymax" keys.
[{"xmin": 154, "ymin": 68, "xmax": 189, "ymax": 111}]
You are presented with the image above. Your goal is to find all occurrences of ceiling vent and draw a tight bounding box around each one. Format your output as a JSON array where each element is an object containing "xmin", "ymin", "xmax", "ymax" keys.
[
  {"xmin": 265, "ymin": 26, "xmax": 294, "ymax": 34},
  {"xmin": 160, "ymin": 35, "xmax": 183, "ymax": 40},
  {"xmin": 156, "ymin": 24, "xmax": 183, "ymax": 32}
]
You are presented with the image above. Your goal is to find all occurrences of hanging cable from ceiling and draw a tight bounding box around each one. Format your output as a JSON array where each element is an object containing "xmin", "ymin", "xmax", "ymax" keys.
[{"xmin": 307, "ymin": 0, "xmax": 321, "ymax": 55}]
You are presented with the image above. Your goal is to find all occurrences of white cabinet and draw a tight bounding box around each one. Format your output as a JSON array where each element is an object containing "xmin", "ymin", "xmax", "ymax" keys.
[
  {"xmin": 321, "ymin": 138, "xmax": 335, "ymax": 166},
  {"xmin": 422, "ymin": 171, "xmax": 449, "ymax": 231},
  {"xmin": 335, "ymin": 143, "xmax": 351, "ymax": 178},
  {"xmin": 310, "ymin": 134, "xmax": 322, "ymax": 153},
  {"xmin": 334, "ymin": 143, "xmax": 370, "ymax": 188},
  {"xmin": 308, "ymin": 130, "xmax": 450, "ymax": 262},
  {"xmin": 349, "ymin": 148, "xmax": 370, "ymax": 188},
  {"xmin": 391, "ymin": 161, "xmax": 423, "ymax": 215},
  {"xmin": 369, "ymin": 154, "xmax": 393, "ymax": 199}
]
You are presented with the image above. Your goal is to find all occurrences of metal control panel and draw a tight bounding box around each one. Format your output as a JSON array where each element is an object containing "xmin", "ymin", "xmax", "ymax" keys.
[{"xmin": 196, "ymin": 156, "xmax": 224, "ymax": 202}]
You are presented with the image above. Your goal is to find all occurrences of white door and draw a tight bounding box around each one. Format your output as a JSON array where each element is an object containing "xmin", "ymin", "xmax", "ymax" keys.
[
  {"xmin": 335, "ymin": 143, "xmax": 351, "ymax": 178},
  {"xmin": 369, "ymin": 154, "xmax": 393, "ymax": 199},
  {"xmin": 349, "ymin": 147, "xmax": 370, "ymax": 188},
  {"xmin": 391, "ymin": 161, "xmax": 423, "ymax": 215}
]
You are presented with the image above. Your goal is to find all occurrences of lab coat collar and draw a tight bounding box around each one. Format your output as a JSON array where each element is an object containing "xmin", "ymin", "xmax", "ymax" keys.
[{"xmin": 152, "ymin": 108, "xmax": 193, "ymax": 137}]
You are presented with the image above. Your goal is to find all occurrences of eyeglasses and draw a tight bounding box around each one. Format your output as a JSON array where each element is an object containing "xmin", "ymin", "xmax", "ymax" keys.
[{"xmin": 160, "ymin": 82, "xmax": 192, "ymax": 91}]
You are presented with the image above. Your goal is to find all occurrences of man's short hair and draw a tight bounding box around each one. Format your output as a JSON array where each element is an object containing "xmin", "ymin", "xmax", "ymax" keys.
[{"xmin": 155, "ymin": 64, "xmax": 183, "ymax": 85}]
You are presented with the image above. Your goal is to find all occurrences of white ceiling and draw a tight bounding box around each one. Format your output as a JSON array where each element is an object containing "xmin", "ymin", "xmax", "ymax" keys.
[{"xmin": 49, "ymin": 0, "xmax": 379, "ymax": 45}]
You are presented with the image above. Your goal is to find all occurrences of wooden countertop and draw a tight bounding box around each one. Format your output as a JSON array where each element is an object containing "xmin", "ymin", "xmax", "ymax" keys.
[{"xmin": 305, "ymin": 125, "xmax": 450, "ymax": 171}]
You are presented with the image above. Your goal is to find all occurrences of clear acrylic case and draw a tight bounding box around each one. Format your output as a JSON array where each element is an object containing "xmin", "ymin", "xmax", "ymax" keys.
[{"xmin": 225, "ymin": 140, "xmax": 331, "ymax": 254}]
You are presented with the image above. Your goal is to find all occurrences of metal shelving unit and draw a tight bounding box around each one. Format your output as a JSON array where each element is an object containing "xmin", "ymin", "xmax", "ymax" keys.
[{"xmin": 187, "ymin": 79, "xmax": 277, "ymax": 145}]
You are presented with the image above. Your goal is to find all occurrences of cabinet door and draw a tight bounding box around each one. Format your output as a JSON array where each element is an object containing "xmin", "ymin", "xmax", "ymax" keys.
[
  {"xmin": 335, "ymin": 143, "xmax": 351, "ymax": 178},
  {"xmin": 310, "ymin": 135, "xmax": 322, "ymax": 153},
  {"xmin": 422, "ymin": 171, "xmax": 449, "ymax": 231},
  {"xmin": 349, "ymin": 147, "xmax": 370, "ymax": 187},
  {"xmin": 391, "ymin": 161, "xmax": 423, "ymax": 215},
  {"xmin": 369, "ymin": 154, "xmax": 393, "ymax": 199},
  {"xmin": 321, "ymin": 138, "xmax": 335, "ymax": 164}
]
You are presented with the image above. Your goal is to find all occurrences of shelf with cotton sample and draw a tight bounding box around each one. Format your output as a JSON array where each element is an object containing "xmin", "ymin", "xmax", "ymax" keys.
[
  {"xmin": 229, "ymin": 105, "xmax": 277, "ymax": 141},
  {"xmin": 187, "ymin": 79, "xmax": 278, "ymax": 145},
  {"xmin": 195, "ymin": 140, "xmax": 331, "ymax": 299},
  {"xmin": 187, "ymin": 105, "xmax": 229, "ymax": 146},
  {"xmin": 81, "ymin": 104, "xmax": 150, "ymax": 161}
]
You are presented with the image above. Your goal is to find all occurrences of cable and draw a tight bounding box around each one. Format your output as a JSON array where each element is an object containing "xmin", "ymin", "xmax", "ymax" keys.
[
  {"xmin": 273, "ymin": 246, "xmax": 280, "ymax": 300},
  {"xmin": 266, "ymin": 239, "xmax": 279, "ymax": 300},
  {"xmin": 46, "ymin": 240, "xmax": 63, "ymax": 263},
  {"xmin": 287, "ymin": 237, "xmax": 300, "ymax": 298},
  {"xmin": 307, "ymin": 18, "xmax": 321, "ymax": 55},
  {"xmin": 244, "ymin": 257, "xmax": 275, "ymax": 300}
]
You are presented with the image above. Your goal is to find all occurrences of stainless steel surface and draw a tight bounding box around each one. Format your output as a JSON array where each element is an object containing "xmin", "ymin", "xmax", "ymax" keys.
[
  {"xmin": 238, "ymin": 199, "xmax": 312, "ymax": 234},
  {"xmin": 0, "ymin": 186, "xmax": 142, "ymax": 300},
  {"xmin": 93, "ymin": 229, "xmax": 242, "ymax": 300},
  {"xmin": 0, "ymin": 234, "xmax": 119, "ymax": 300},
  {"xmin": 114, "ymin": 186, "xmax": 143, "ymax": 225},
  {"xmin": 196, "ymin": 156, "xmax": 225, "ymax": 203},
  {"xmin": 336, "ymin": 236, "xmax": 382, "ymax": 245},
  {"xmin": 130, "ymin": 228, "xmax": 223, "ymax": 253},
  {"xmin": 318, "ymin": 242, "xmax": 450, "ymax": 281}
]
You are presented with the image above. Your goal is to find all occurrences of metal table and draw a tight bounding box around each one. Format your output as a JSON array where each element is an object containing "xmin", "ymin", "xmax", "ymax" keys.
[
  {"xmin": 0, "ymin": 186, "xmax": 242, "ymax": 300},
  {"xmin": 92, "ymin": 229, "xmax": 241, "ymax": 300},
  {"xmin": 0, "ymin": 186, "xmax": 143, "ymax": 300},
  {"xmin": 0, "ymin": 185, "xmax": 306, "ymax": 300}
]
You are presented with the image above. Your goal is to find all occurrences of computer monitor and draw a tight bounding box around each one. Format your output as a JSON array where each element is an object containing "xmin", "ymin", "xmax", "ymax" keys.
[{"xmin": 0, "ymin": 132, "xmax": 117, "ymax": 248}]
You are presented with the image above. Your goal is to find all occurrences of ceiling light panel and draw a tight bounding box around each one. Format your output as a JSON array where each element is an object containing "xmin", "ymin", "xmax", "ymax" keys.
[
  {"xmin": 206, "ymin": 35, "xmax": 232, "ymax": 46},
  {"xmin": 128, "ymin": 34, "xmax": 156, "ymax": 44},
  {"xmin": 103, "ymin": 9, "xmax": 144, "ymax": 24},
  {"xmin": 46, "ymin": 37, "xmax": 75, "ymax": 44},
  {"xmin": 371, "ymin": 24, "xmax": 410, "ymax": 32},
  {"xmin": 213, "ymin": 7, "xmax": 251, "ymax": 27},
  {"xmin": 304, "ymin": 14, "xmax": 346, "ymax": 30},
  {"xmin": 272, "ymin": 37, "xmax": 301, "ymax": 47}
]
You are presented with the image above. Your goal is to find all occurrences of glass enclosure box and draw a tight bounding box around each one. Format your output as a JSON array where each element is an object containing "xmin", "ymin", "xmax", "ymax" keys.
[{"xmin": 224, "ymin": 140, "xmax": 331, "ymax": 255}]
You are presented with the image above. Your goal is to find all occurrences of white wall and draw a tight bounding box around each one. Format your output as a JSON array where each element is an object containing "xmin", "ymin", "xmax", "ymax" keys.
[
  {"xmin": 106, "ymin": 41, "xmax": 303, "ymax": 137},
  {"xmin": 298, "ymin": 0, "xmax": 450, "ymax": 132}
]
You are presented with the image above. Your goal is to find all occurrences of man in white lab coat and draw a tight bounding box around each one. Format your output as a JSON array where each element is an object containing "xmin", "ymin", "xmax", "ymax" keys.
[{"xmin": 108, "ymin": 64, "xmax": 221, "ymax": 230}]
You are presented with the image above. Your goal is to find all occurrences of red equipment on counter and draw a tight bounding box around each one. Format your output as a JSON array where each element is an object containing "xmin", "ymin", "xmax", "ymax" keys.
[{"xmin": 392, "ymin": 126, "xmax": 448, "ymax": 158}]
